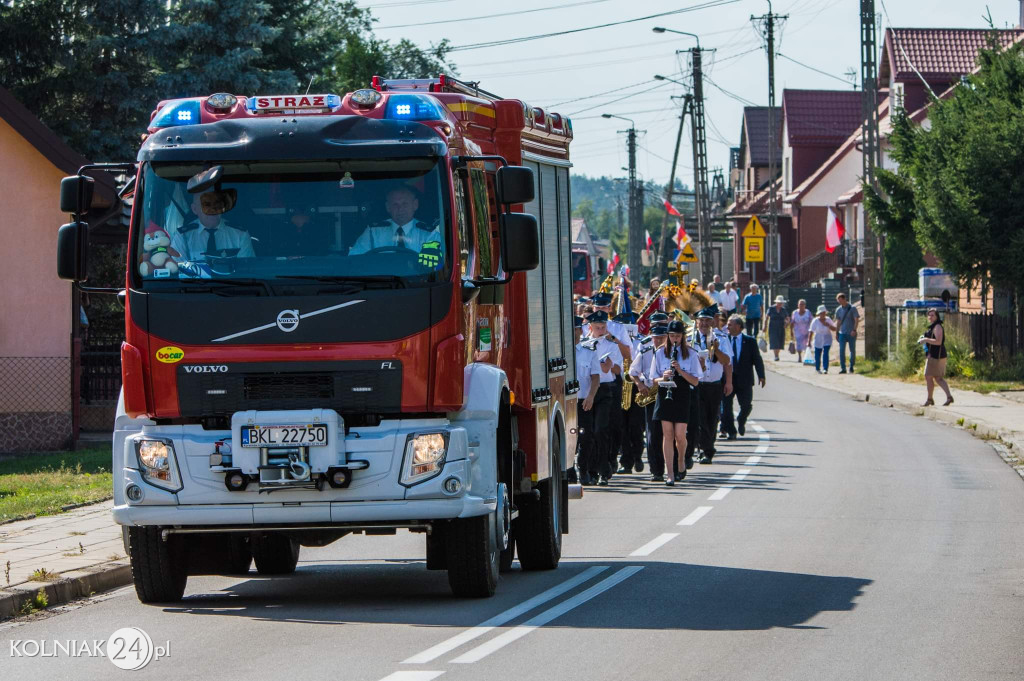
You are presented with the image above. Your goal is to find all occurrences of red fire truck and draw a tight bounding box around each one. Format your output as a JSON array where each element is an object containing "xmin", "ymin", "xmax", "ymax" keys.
[{"xmin": 56, "ymin": 75, "xmax": 579, "ymax": 601}]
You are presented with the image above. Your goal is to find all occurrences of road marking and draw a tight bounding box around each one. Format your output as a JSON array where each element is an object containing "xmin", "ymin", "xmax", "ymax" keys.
[
  {"xmin": 709, "ymin": 486, "xmax": 733, "ymax": 501},
  {"xmin": 731, "ymin": 468, "xmax": 751, "ymax": 481},
  {"xmin": 753, "ymin": 424, "xmax": 766, "ymax": 433},
  {"xmin": 379, "ymin": 672, "xmax": 445, "ymax": 681},
  {"xmin": 678, "ymin": 506, "xmax": 712, "ymax": 526},
  {"xmin": 745, "ymin": 455, "xmax": 761, "ymax": 465},
  {"xmin": 451, "ymin": 566, "xmax": 644, "ymax": 664},
  {"xmin": 629, "ymin": 532, "xmax": 679, "ymax": 556},
  {"xmin": 402, "ymin": 566, "xmax": 609, "ymax": 664}
]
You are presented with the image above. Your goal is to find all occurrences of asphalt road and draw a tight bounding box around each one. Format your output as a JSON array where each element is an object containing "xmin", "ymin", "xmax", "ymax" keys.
[{"xmin": 3, "ymin": 373, "xmax": 1024, "ymax": 680}]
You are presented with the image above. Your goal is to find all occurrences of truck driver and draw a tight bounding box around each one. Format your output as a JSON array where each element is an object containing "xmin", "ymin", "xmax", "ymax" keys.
[
  {"xmin": 172, "ymin": 192, "xmax": 256, "ymax": 261},
  {"xmin": 348, "ymin": 186, "xmax": 441, "ymax": 255}
]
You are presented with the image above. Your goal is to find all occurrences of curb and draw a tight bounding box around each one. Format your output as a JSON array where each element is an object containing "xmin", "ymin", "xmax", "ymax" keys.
[
  {"xmin": 0, "ymin": 562, "xmax": 132, "ymax": 620},
  {"xmin": 767, "ymin": 364, "xmax": 1024, "ymax": 482}
]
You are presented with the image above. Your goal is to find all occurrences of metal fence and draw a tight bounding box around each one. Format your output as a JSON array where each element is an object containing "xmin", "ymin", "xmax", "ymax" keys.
[
  {"xmin": 886, "ymin": 307, "xmax": 1024, "ymax": 361},
  {"xmin": 0, "ymin": 356, "xmax": 73, "ymax": 452},
  {"xmin": 79, "ymin": 336, "xmax": 122, "ymax": 433}
]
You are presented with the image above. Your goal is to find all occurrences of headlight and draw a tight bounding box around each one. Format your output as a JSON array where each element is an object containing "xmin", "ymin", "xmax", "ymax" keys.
[
  {"xmin": 400, "ymin": 432, "xmax": 448, "ymax": 486},
  {"xmin": 134, "ymin": 438, "xmax": 183, "ymax": 491}
]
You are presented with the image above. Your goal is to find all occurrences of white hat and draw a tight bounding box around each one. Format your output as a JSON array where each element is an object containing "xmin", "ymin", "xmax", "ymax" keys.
[
  {"xmin": 816, "ymin": 304, "xmax": 828, "ymax": 314},
  {"xmin": 774, "ymin": 295, "xmax": 786, "ymax": 303}
]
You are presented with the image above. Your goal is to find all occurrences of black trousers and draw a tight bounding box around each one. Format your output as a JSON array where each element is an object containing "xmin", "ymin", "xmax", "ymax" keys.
[
  {"xmin": 644, "ymin": 402, "xmax": 664, "ymax": 477},
  {"xmin": 606, "ymin": 379, "xmax": 624, "ymax": 474},
  {"xmin": 721, "ymin": 382, "xmax": 753, "ymax": 437},
  {"xmin": 619, "ymin": 399, "xmax": 646, "ymax": 470},
  {"xmin": 582, "ymin": 383, "xmax": 615, "ymax": 480},
  {"xmin": 686, "ymin": 381, "xmax": 724, "ymax": 460},
  {"xmin": 745, "ymin": 317, "xmax": 761, "ymax": 336},
  {"xmin": 575, "ymin": 400, "xmax": 595, "ymax": 477}
]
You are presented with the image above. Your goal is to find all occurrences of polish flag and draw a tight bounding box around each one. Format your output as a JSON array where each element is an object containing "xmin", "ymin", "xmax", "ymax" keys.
[
  {"xmin": 825, "ymin": 207, "xmax": 845, "ymax": 253},
  {"xmin": 607, "ymin": 251, "xmax": 620, "ymax": 273},
  {"xmin": 645, "ymin": 229, "xmax": 653, "ymax": 251},
  {"xmin": 672, "ymin": 220, "xmax": 691, "ymax": 249},
  {"xmin": 664, "ymin": 199, "xmax": 681, "ymax": 217}
]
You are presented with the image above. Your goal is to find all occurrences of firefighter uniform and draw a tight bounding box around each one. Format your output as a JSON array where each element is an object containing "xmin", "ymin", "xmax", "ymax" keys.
[
  {"xmin": 686, "ymin": 308, "xmax": 733, "ymax": 465},
  {"xmin": 581, "ymin": 310, "xmax": 623, "ymax": 485}
]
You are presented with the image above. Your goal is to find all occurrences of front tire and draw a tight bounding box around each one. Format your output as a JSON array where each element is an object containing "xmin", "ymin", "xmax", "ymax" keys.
[
  {"xmin": 127, "ymin": 526, "xmax": 187, "ymax": 603},
  {"xmin": 220, "ymin": 534, "xmax": 252, "ymax": 575},
  {"xmin": 517, "ymin": 430, "xmax": 563, "ymax": 570},
  {"xmin": 252, "ymin": 534, "xmax": 300, "ymax": 575},
  {"xmin": 446, "ymin": 513, "xmax": 499, "ymax": 597}
]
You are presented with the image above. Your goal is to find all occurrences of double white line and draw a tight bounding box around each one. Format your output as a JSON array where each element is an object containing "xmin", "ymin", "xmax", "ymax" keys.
[{"xmin": 401, "ymin": 565, "xmax": 643, "ymax": 666}]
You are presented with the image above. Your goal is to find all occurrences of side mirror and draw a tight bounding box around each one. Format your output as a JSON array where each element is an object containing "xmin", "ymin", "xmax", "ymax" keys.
[
  {"xmin": 60, "ymin": 175, "xmax": 95, "ymax": 214},
  {"xmin": 187, "ymin": 165, "xmax": 223, "ymax": 194},
  {"xmin": 495, "ymin": 166, "xmax": 535, "ymax": 205},
  {"xmin": 57, "ymin": 221, "xmax": 89, "ymax": 281},
  {"xmin": 500, "ymin": 212, "xmax": 539, "ymax": 273}
]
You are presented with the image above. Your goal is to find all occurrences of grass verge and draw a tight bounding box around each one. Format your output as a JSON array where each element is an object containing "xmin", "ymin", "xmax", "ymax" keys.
[{"xmin": 0, "ymin": 449, "xmax": 112, "ymax": 522}]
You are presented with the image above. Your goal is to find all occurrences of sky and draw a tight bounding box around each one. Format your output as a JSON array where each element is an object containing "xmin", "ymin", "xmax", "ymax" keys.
[{"xmin": 357, "ymin": 0, "xmax": 1021, "ymax": 187}]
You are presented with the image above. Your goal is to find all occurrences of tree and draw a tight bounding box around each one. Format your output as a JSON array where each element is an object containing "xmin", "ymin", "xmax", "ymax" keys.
[
  {"xmin": 863, "ymin": 167, "xmax": 926, "ymax": 288},
  {"xmin": 325, "ymin": 32, "xmax": 454, "ymax": 94},
  {"xmin": 882, "ymin": 35, "xmax": 1024, "ymax": 297}
]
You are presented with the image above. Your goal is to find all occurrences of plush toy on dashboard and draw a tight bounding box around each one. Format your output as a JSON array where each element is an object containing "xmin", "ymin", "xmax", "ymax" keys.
[{"xmin": 139, "ymin": 222, "xmax": 180, "ymax": 277}]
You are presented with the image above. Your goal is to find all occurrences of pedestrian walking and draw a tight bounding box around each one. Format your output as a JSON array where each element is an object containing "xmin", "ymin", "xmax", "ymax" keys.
[
  {"xmin": 741, "ymin": 284, "xmax": 764, "ymax": 336},
  {"xmin": 687, "ymin": 307, "xmax": 733, "ymax": 466},
  {"xmin": 920, "ymin": 308, "xmax": 954, "ymax": 407},
  {"xmin": 721, "ymin": 314, "xmax": 766, "ymax": 439},
  {"xmin": 834, "ymin": 292, "xmax": 859, "ymax": 374},
  {"xmin": 790, "ymin": 299, "xmax": 813, "ymax": 363},
  {"xmin": 766, "ymin": 295, "xmax": 790, "ymax": 361},
  {"xmin": 719, "ymin": 281, "xmax": 739, "ymax": 315},
  {"xmin": 580, "ymin": 310, "xmax": 623, "ymax": 486},
  {"xmin": 651, "ymin": 320, "xmax": 702, "ymax": 486},
  {"xmin": 572, "ymin": 317, "xmax": 601, "ymax": 484},
  {"xmin": 616, "ymin": 310, "xmax": 646, "ymax": 475},
  {"xmin": 632, "ymin": 319, "xmax": 668, "ymax": 481},
  {"xmin": 808, "ymin": 305, "xmax": 836, "ymax": 374},
  {"xmin": 706, "ymin": 282, "xmax": 722, "ymax": 308}
]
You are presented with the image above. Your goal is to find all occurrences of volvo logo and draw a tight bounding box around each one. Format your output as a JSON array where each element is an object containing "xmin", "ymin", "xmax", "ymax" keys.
[
  {"xmin": 183, "ymin": 365, "xmax": 228, "ymax": 373},
  {"xmin": 276, "ymin": 309, "xmax": 300, "ymax": 333}
]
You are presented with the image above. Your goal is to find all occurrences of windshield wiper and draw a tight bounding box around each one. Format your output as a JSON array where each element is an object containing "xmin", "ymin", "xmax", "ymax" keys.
[
  {"xmin": 174, "ymin": 278, "xmax": 274, "ymax": 296},
  {"xmin": 281, "ymin": 275, "xmax": 407, "ymax": 288}
]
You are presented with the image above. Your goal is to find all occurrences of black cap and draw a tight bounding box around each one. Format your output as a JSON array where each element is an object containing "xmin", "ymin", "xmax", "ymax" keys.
[
  {"xmin": 593, "ymin": 292, "xmax": 612, "ymax": 306},
  {"xmin": 612, "ymin": 311, "xmax": 639, "ymax": 324},
  {"xmin": 586, "ymin": 310, "xmax": 609, "ymax": 323},
  {"xmin": 650, "ymin": 324, "xmax": 669, "ymax": 336},
  {"xmin": 667, "ymin": 320, "xmax": 686, "ymax": 334},
  {"xmin": 573, "ymin": 315, "xmax": 584, "ymax": 328},
  {"xmin": 649, "ymin": 311, "xmax": 670, "ymax": 323},
  {"xmin": 696, "ymin": 304, "xmax": 719, "ymax": 319}
]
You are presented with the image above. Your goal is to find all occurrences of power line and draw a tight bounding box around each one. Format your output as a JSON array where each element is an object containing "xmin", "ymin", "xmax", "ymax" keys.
[
  {"xmin": 778, "ymin": 52, "xmax": 856, "ymax": 87},
  {"xmin": 472, "ymin": 51, "xmax": 677, "ymax": 80},
  {"xmin": 548, "ymin": 78, "xmax": 663, "ymax": 108},
  {"xmin": 376, "ymin": 0, "xmax": 611, "ymax": 30},
  {"xmin": 567, "ymin": 81, "xmax": 672, "ymax": 116},
  {"xmin": 448, "ymin": 0, "xmax": 741, "ymax": 52},
  {"xmin": 703, "ymin": 74, "xmax": 758, "ymax": 107}
]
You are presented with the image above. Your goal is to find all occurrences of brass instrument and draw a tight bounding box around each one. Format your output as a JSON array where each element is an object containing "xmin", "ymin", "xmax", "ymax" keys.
[
  {"xmin": 635, "ymin": 367, "xmax": 657, "ymax": 407},
  {"xmin": 598, "ymin": 271, "xmax": 616, "ymax": 294},
  {"xmin": 620, "ymin": 357, "xmax": 634, "ymax": 409}
]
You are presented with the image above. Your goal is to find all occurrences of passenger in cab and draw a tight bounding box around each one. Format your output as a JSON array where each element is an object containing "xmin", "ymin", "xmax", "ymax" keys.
[
  {"xmin": 348, "ymin": 186, "xmax": 441, "ymax": 255},
  {"xmin": 171, "ymin": 192, "xmax": 255, "ymax": 261}
]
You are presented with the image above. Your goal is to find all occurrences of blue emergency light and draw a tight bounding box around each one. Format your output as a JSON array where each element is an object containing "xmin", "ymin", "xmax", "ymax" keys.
[
  {"xmin": 151, "ymin": 99, "xmax": 201, "ymax": 129},
  {"xmin": 385, "ymin": 94, "xmax": 445, "ymax": 122}
]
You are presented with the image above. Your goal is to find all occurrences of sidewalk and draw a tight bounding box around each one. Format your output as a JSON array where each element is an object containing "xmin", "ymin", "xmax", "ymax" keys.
[
  {"xmin": 763, "ymin": 351, "xmax": 1024, "ymax": 477},
  {"xmin": 0, "ymin": 500, "xmax": 130, "ymax": 619}
]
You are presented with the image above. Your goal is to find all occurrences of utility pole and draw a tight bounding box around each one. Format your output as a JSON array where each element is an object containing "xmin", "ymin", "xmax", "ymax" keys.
[
  {"xmin": 752, "ymin": 2, "xmax": 787, "ymax": 298},
  {"xmin": 626, "ymin": 126, "xmax": 641, "ymax": 278},
  {"xmin": 688, "ymin": 49, "xmax": 714, "ymax": 286},
  {"xmin": 655, "ymin": 95, "xmax": 690, "ymax": 281},
  {"xmin": 860, "ymin": 0, "xmax": 884, "ymax": 358}
]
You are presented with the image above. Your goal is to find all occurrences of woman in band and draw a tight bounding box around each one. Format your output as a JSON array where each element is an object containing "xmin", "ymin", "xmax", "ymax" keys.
[{"xmin": 651, "ymin": 320, "xmax": 702, "ymax": 486}]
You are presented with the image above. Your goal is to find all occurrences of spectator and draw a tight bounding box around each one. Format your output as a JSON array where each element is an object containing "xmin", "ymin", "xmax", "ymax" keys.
[
  {"xmin": 808, "ymin": 305, "xmax": 836, "ymax": 374},
  {"xmin": 741, "ymin": 284, "xmax": 764, "ymax": 336},
  {"xmin": 790, "ymin": 299, "xmax": 813, "ymax": 363},
  {"xmin": 646, "ymin": 277, "xmax": 662, "ymax": 303},
  {"xmin": 920, "ymin": 308, "xmax": 954, "ymax": 406},
  {"xmin": 834, "ymin": 292, "xmax": 860, "ymax": 374},
  {"xmin": 766, "ymin": 295, "xmax": 790, "ymax": 361},
  {"xmin": 719, "ymin": 281, "xmax": 739, "ymax": 315},
  {"xmin": 706, "ymin": 282, "xmax": 722, "ymax": 308}
]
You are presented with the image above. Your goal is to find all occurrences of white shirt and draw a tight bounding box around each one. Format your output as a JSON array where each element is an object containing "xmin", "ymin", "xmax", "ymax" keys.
[
  {"xmin": 719, "ymin": 289, "xmax": 740, "ymax": 311},
  {"xmin": 691, "ymin": 328, "xmax": 733, "ymax": 382},
  {"xmin": 809, "ymin": 317, "xmax": 834, "ymax": 348},
  {"xmin": 171, "ymin": 219, "xmax": 255, "ymax": 261},
  {"xmin": 727, "ymin": 332, "xmax": 744, "ymax": 365},
  {"xmin": 629, "ymin": 341, "xmax": 656, "ymax": 387},
  {"xmin": 590, "ymin": 337, "xmax": 623, "ymax": 384},
  {"xmin": 575, "ymin": 340, "xmax": 600, "ymax": 397},
  {"xmin": 349, "ymin": 218, "xmax": 441, "ymax": 255},
  {"xmin": 651, "ymin": 344, "xmax": 702, "ymax": 383},
  {"xmin": 707, "ymin": 290, "xmax": 722, "ymax": 307}
]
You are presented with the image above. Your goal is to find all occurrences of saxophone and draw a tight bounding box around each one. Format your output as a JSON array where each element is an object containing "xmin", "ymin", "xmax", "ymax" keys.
[{"xmin": 621, "ymin": 357, "xmax": 634, "ymax": 409}]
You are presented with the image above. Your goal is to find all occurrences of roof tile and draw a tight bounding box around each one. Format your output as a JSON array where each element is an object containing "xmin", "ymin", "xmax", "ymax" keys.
[
  {"xmin": 882, "ymin": 28, "xmax": 1023, "ymax": 83},
  {"xmin": 782, "ymin": 89, "xmax": 864, "ymax": 147}
]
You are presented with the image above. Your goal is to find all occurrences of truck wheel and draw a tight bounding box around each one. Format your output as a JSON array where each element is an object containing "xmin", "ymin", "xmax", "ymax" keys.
[
  {"xmin": 127, "ymin": 526, "xmax": 187, "ymax": 603},
  {"xmin": 517, "ymin": 430, "xmax": 563, "ymax": 571},
  {"xmin": 252, "ymin": 534, "xmax": 300, "ymax": 575},
  {"xmin": 221, "ymin": 534, "xmax": 252, "ymax": 575},
  {"xmin": 446, "ymin": 511, "xmax": 499, "ymax": 598},
  {"xmin": 499, "ymin": 483, "xmax": 516, "ymax": 572}
]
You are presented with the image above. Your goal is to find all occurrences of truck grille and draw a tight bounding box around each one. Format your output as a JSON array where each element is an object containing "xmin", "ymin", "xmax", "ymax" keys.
[{"xmin": 177, "ymin": 361, "xmax": 403, "ymax": 417}]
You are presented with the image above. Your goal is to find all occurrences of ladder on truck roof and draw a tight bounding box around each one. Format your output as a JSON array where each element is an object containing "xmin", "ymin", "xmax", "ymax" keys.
[{"xmin": 371, "ymin": 75, "xmax": 504, "ymax": 102}]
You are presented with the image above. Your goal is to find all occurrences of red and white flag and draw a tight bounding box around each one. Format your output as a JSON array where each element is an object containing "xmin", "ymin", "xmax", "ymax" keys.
[
  {"xmin": 644, "ymin": 229, "xmax": 653, "ymax": 251},
  {"xmin": 825, "ymin": 207, "xmax": 845, "ymax": 253},
  {"xmin": 664, "ymin": 199, "xmax": 681, "ymax": 217},
  {"xmin": 607, "ymin": 251, "xmax": 620, "ymax": 273},
  {"xmin": 672, "ymin": 220, "xmax": 691, "ymax": 249}
]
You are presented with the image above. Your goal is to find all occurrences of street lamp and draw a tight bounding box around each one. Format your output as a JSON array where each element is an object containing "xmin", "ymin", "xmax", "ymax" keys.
[
  {"xmin": 654, "ymin": 74, "xmax": 688, "ymax": 88},
  {"xmin": 601, "ymin": 113, "xmax": 635, "ymax": 127},
  {"xmin": 652, "ymin": 26, "xmax": 700, "ymax": 48},
  {"xmin": 602, "ymin": 114, "xmax": 640, "ymax": 277}
]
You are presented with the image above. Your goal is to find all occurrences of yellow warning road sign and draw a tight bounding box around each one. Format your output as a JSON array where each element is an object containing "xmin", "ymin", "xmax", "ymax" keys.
[
  {"xmin": 677, "ymin": 243, "xmax": 698, "ymax": 263},
  {"xmin": 744, "ymin": 237, "xmax": 764, "ymax": 262},
  {"xmin": 742, "ymin": 216, "xmax": 767, "ymax": 238}
]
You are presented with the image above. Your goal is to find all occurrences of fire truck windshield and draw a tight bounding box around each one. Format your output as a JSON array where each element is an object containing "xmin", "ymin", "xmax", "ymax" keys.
[{"xmin": 135, "ymin": 159, "xmax": 449, "ymax": 286}]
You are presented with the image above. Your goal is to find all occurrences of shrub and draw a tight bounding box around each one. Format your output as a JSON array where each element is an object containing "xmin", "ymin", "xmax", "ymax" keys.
[{"xmin": 893, "ymin": 318, "xmax": 928, "ymax": 378}]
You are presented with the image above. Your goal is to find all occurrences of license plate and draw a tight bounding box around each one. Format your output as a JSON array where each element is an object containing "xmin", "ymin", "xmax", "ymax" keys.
[{"xmin": 241, "ymin": 424, "xmax": 329, "ymax": 448}]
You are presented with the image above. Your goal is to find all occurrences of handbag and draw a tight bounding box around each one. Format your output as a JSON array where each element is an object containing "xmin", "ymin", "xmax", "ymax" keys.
[
  {"xmin": 757, "ymin": 335, "xmax": 767, "ymax": 353},
  {"xmin": 787, "ymin": 340, "xmax": 796, "ymax": 354}
]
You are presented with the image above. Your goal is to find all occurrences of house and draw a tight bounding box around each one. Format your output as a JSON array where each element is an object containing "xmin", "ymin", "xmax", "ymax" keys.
[{"xmin": 0, "ymin": 86, "xmax": 113, "ymax": 452}]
